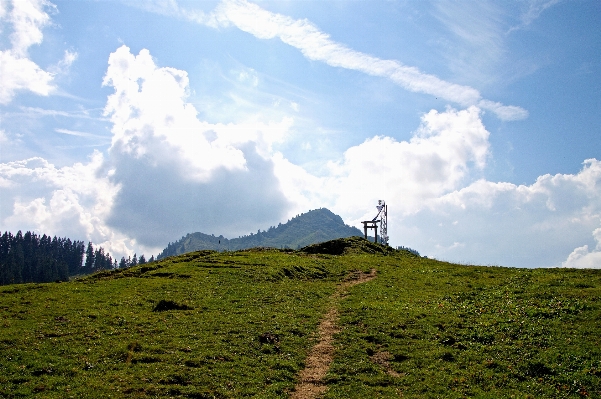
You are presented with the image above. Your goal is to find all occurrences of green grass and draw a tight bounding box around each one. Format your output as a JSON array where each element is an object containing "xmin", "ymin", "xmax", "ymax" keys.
[
  {"xmin": 1, "ymin": 239, "xmax": 600, "ymax": 398},
  {"xmin": 327, "ymin": 255, "xmax": 601, "ymax": 398}
]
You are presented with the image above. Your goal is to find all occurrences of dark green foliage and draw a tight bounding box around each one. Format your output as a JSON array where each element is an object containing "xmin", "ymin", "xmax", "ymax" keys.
[
  {"xmin": 0, "ymin": 231, "xmax": 116, "ymax": 285},
  {"xmin": 302, "ymin": 236, "xmax": 398, "ymax": 256},
  {"xmin": 157, "ymin": 208, "xmax": 363, "ymax": 259}
]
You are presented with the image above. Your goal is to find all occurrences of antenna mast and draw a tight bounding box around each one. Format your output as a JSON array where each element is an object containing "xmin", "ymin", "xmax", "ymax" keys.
[
  {"xmin": 362, "ymin": 200, "xmax": 389, "ymax": 245},
  {"xmin": 374, "ymin": 200, "xmax": 388, "ymax": 246}
]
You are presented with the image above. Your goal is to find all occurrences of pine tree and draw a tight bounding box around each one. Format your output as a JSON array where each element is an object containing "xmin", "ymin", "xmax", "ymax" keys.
[{"xmin": 84, "ymin": 242, "xmax": 95, "ymax": 273}]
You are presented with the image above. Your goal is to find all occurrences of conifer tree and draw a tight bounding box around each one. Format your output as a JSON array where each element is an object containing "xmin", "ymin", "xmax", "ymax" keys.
[{"xmin": 84, "ymin": 242, "xmax": 95, "ymax": 272}]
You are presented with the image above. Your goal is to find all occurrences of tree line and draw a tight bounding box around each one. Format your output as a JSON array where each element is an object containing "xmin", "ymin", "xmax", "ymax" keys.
[{"xmin": 0, "ymin": 231, "xmax": 152, "ymax": 286}]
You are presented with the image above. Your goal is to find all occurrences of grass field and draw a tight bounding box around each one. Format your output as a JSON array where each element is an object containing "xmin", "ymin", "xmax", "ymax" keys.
[{"xmin": 1, "ymin": 238, "xmax": 600, "ymax": 398}]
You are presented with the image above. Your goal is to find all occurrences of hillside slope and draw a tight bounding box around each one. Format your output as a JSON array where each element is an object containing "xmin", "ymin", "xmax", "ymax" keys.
[
  {"xmin": 1, "ymin": 238, "xmax": 600, "ymax": 398},
  {"xmin": 158, "ymin": 208, "xmax": 363, "ymax": 258}
]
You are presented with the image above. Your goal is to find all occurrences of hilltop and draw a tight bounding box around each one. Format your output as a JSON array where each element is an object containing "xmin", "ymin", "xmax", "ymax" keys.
[
  {"xmin": 157, "ymin": 208, "xmax": 363, "ymax": 259},
  {"xmin": 1, "ymin": 237, "xmax": 600, "ymax": 398}
]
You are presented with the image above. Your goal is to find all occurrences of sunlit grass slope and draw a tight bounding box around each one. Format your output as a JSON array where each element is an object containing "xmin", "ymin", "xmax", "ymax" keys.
[{"xmin": 1, "ymin": 237, "xmax": 600, "ymax": 398}]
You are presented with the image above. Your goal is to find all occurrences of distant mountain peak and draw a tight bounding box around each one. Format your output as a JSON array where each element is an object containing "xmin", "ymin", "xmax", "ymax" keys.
[{"xmin": 157, "ymin": 208, "xmax": 362, "ymax": 259}]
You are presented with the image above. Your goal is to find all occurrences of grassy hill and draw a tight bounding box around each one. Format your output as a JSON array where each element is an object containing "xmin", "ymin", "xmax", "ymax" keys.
[
  {"xmin": 1, "ymin": 237, "xmax": 600, "ymax": 398},
  {"xmin": 157, "ymin": 208, "xmax": 364, "ymax": 258}
]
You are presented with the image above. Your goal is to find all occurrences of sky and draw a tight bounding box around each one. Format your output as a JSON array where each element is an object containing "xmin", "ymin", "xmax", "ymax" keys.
[{"xmin": 1, "ymin": 0, "xmax": 600, "ymax": 268}]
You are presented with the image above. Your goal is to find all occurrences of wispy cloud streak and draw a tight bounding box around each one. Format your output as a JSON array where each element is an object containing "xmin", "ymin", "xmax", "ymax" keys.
[
  {"xmin": 208, "ymin": 0, "xmax": 527, "ymax": 121},
  {"xmin": 54, "ymin": 128, "xmax": 110, "ymax": 139},
  {"xmin": 130, "ymin": 0, "xmax": 527, "ymax": 120},
  {"xmin": 509, "ymin": 0, "xmax": 561, "ymax": 33}
]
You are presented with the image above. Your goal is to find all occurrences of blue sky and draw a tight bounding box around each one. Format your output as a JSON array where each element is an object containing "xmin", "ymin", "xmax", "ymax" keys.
[{"xmin": 1, "ymin": 0, "xmax": 600, "ymax": 268}]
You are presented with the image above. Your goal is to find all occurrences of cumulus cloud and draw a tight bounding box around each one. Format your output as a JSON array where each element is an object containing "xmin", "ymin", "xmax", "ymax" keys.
[
  {"xmin": 101, "ymin": 45, "xmax": 291, "ymax": 247},
  {"xmin": 0, "ymin": 153, "xmax": 133, "ymax": 256},
  {"xmin": 0, "ymin": 0, "xmax": 56, "ymax": 104},
  {"xmin": 326, "ymin": 106, "xmax": 490, "ymax": 219},
  {"xmin": 1, "ymin": 44, "xmax": 292, "ymax": 258},
  {"xmin": 271, "ymin": 103, "xmax": 601, "ymax": 268},
  {"xmin": 398, "ymin": 159, "xmax": 601, "ymax": 267},
  {"xmin": 102, "ymin": 46, "xmax": 291, "ymax": 179},
  {"xmin": 562, "ymin": 225, "xmax": 601, "ymax": 269}
]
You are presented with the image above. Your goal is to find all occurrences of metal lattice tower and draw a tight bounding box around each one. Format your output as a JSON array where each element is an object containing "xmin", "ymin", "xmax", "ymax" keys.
[
  {"xmin": 375, "ymin": 200, "xmax": 388, "ymax": 246},
  {"xmin": 362, "ymin": 200, "xmax": 389, "ymax": 245}
]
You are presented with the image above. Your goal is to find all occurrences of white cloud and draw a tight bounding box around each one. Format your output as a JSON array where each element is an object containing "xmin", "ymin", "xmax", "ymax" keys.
[
  {"xmin": 48, "ymin": 49, "xmax": 78, "ymax": 75},
  {"xmin": 102, "ymin": 46, "xmax": 292, "ymax": 180},
  {"xmin": 0, "ymin": 47, "xmax": 54, "ymax": 104},
  {"xmin": 477, "ymin": 100, "xmax": 529, "ymax": 121},
  {"xmin": 1, "ymin": 44, "xmax": 295, "ymax": 257},
  {"xmin": 129, "ymin": 0, "xmax": 527, "ymax": 120},
  {"xmin": 269, "ymin": 102, "xmax": 601, "ymax": 268},
  {"xmin": 271, "ymin": 106, "xmax": 492, "ymax": 231},
  {"xmin": 8, "ymin": 0, "xmax": 53, "ymax": 56},
  {"xmin": 0, "ymin": 153, "xmax": 133, "ymax": 257},
  {"xmin": 0, "ymin": 0, "xmax": 57, "ymax": 104},
  {"xmin": 100, "ymin": 46, "xmax": 292, "ymax": 247},
  {"xmin": 204, "ymin": 0, "xmax": 527, "ymax": 121},
  {"xmin": 234, "ymin": 68, "xmax": 259, "ymax": 87},
  {"xmin": 400, "ymin": 159, "xmax": 601, "ymax": 267},
  {"xmin": 327, "ymin": 106, "xmax": 490, "ymax": 219},
  {"xmin": 102, "ymin": 46, "xmax": 246, "ymax": 180},
  {"xmin": 54, "ymin": 128, "xmax": 109, "ymax": 140},
  {"xmin": 17, "ymin": 106, "xmax": 107, "ymax": 121},
  {"xmin": 122, "ymin": 0, "xmax": 220, "ymax": 28},
  {"xmin": 562, "ymin": 227, "xmax": 601, "ymax": 269}
]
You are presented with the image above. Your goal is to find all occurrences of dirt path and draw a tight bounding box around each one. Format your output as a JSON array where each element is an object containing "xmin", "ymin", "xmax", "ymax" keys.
[{"xmin": 290, "ymin": 269, "xmax": 377, "ymax": 399}]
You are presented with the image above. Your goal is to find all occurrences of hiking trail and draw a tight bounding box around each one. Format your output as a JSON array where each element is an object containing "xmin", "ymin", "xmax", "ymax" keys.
[{"xmin": 290, "ymin": 269, "xmax": 377, "ymax": 399}]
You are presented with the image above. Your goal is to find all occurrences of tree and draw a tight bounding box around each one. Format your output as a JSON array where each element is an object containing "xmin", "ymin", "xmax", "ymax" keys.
[
  {"xmin": 139, "ymin": 254, "xmax": 146, "ymax": 264},
  {"xmin": 0, "ymin": 231, "xmax": 110, "ymax": 285},
  {"xmin": 119, "ymin": 257, "xmax": 127, "ymax": 269},
  {"xmin": 84, "ymin": 242, "xmax": 95, "ymax": 273}
]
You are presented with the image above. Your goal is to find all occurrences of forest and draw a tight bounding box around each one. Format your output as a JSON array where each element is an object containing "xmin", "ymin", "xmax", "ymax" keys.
[{"xmin": 0, "ymin": 231, "xmax": 126, "ymax": 285}]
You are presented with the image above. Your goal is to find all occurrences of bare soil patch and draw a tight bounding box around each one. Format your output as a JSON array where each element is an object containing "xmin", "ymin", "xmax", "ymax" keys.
[{"xmin": 291, "ymin": 269, "xmax": 377, "ymax": 399}]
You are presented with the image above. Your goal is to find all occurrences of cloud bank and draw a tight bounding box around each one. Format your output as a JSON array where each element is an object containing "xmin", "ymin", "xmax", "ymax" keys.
[{"xmin": 404, "ymin": 159, "xmax": 601, "ymax": 267}]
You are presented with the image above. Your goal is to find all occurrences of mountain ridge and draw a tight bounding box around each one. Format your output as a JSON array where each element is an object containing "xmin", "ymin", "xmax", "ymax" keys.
[{"xmin": 157, "ymin": 208, "xmax": 363, "ymax": 259}]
